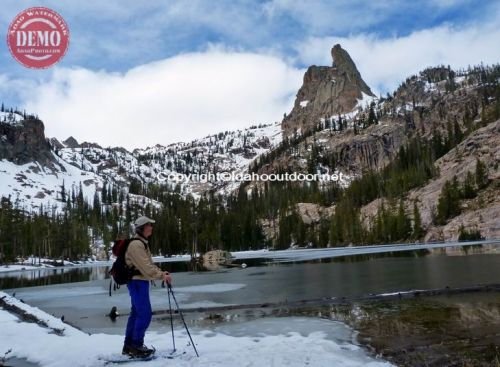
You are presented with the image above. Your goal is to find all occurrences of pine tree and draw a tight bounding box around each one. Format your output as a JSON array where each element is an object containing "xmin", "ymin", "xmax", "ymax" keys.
[
  {"xmin": 111, "ymin": 185, "xmax": 118, "ymax": 203},
  {"xmin": 92, "ymin": 191, "xmax": 101, "ymax": 218},
  {"xmin": 462, "ymin": 171, "xmax": 476, "ymax": 199},
  {"xmin": 318, "ymin": 219, "xmax": 330, "ymax": 248},
  {"xmin": 445, "ymin": 120, "xmax": 454, "ymax": 150},
  {"xmin": 77, "ymin": 182, "xmax": 84, "ymax": 209},
  {"xmin": 60, "ymin": 180, "xmax": 66, "ymax": 202},
  {"xmin": 435, "ymin": 178, "xmax": 461, "ymax": 224},
  {"xmin": 432, "ymin": 130, "xmax": 445, "ymax": 159},
  {"xmin": 458, "ymin": 225, "xmax": 484, "ymax": 241},
  {"xmin": 329, "ymin": 212, "xmax": 342, "ymax": 247},
  {"xmin": 101, "ymin": 182, "xmax": 108, "ymax": 204},
  {"xmin": 368, "ymin": 102, "xmax": 378, "ymax": 126},
  {"xmin": 475, "ymin": 158, "xmax": 488, "ymax": 190},
  {"xmin": 453, "ymin": 119, "xmax": 463, "ymax": 145},
  {"xmin": 412, "ymin": 201, "xmax": 424, "ymax": 240}
]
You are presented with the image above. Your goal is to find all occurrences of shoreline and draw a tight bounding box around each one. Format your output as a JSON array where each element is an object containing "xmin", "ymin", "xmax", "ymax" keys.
[
  {"xmin": 2, "ymin": 284, "xmax": 499, "ymax": 366},
  {"xmin": 1, "ymin": 239, "xmax": 499, "ymax": 275}
]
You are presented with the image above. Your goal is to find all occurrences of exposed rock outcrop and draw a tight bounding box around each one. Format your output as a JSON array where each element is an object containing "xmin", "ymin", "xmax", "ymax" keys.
[
  {"xmin": 258, "ymin": 120, "xmax": 407, "ymax": 181},
  {"xmin": 295, "ymin": 202, "xmax": 334, "ymax": 225},
  {"xmin": 318, "ymin": 122, "xmax": 406, "ymax": 173},
  {"xmin": 282, "ymin": 44, "xmax": 375, "ymax": 138},
  {"xmin": 49, "ymin": 137, "xmax": 64, "ymax": 150},
  {"xmin": 0, "ymin": 118, "xmax": 54, "ymax": 166}
]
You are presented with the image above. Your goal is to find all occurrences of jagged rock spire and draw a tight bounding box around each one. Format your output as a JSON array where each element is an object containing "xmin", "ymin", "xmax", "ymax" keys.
[
  {"xmin": 331, "ymin": 44, "xmax": 374, "ymax": 97},
  {"xmin": 282, "ymin": 44, "xmax": 374, "ymax": 138}
]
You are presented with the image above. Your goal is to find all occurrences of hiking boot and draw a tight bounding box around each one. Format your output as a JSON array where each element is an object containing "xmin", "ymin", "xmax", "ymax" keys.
[
  {"xmin": 127, "ymin": 345, "xmax": 155, "ymax": 358},
  {"xmin": 122, "ymin": 344, "xmax": 134, "ymax": 356}
]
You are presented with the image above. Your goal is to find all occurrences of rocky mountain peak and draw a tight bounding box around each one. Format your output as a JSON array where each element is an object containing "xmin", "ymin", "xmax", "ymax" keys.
[
  {"xmin": 282, "ymin": 44, "xmax": 375, "ymax": 138},
  {"xmin": 63, "ymin": 136, "xmax": 80, "ymax": 148},
  {"xmin": 331, "ymin": 44, "xmax": 373, "ymax": 97}
]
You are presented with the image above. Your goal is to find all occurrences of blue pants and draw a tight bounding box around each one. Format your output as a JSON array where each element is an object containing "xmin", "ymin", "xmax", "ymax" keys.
[{"xmin": 125, "ymin": 280, "xmax": 152, "ymax": 347}]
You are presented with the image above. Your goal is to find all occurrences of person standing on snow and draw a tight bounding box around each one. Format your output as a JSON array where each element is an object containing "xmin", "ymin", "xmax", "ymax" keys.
[{"xmin": 123, "ymin": 216, "xmax": 172, "ymax": 357}]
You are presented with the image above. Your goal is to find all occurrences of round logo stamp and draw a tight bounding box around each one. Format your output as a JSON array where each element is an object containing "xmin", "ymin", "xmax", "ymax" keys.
[{"xmin": 7, "ymin": 7, "xmax": 70, "ymax": 69}]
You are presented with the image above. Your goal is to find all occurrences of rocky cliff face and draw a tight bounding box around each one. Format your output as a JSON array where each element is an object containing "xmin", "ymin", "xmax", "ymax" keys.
[
  {"xmin": 0, "ymin": 117, "xmax": 54, "ymax": 167},
  {"xmin": 319, "ymin": 123, "xmax": 406, "ymax": 172},
  {"xmin": 282, "ymin": 44, "xmax": 375, "ymax": 138},
  {"xmin": 413, "ymin": 119, "xmax": 500, "ymax": 241}
]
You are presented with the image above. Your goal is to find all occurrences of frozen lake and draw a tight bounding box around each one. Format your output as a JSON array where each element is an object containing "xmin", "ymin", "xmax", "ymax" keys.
[
  {"xmin": 4, "ymin": 252, "xmax": 500, "ymax": 334},
  {"xmin": 1, "ymin": 247, "xmax": 499, "ymax": 367}
]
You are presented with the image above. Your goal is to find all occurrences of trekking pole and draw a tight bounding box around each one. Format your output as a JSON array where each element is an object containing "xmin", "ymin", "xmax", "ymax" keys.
[
  {"xmin": 167, "ymin": 283, "xmax": 199, "ymax": 357},
  {"xmin": 167, "ymin": 285, "xmax": 176, "ymax": 352}
]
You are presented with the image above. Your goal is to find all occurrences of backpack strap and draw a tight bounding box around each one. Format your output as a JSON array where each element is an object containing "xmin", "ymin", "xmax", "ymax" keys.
[{"xmin": 132, "ymin": 237, "xmax": 148, "ymax": 249}]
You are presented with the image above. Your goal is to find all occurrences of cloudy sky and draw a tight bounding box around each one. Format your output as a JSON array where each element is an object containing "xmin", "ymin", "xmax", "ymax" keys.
[{"xmin": 1, "ymin": 0, "xmax": 499, "ymax": 149}]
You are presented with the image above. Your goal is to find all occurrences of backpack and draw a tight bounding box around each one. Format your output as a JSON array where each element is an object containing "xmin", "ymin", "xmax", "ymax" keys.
[{"xmin": 109, "ymin": 238, "xmax": 142, "ymax": 286}]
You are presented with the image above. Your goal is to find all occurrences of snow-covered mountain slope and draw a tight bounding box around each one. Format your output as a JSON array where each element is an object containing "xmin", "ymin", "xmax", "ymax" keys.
[
  {"xmin": 0, "ymin": 119, "xmax": 282, "ymax": 212},
  {"xmin": 0, "ymin": 111, "xmax": 24, "ymax": 124},
  {"xmin": 0, "ymin": 152, "xmax": 102, "ymax": 213},
  {"xmin": 57, "ymin": 121, "xmax": 282, "ymax": 198}
]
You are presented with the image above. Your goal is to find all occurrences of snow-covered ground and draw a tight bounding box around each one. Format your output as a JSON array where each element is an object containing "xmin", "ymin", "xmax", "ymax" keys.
[
  {"xmin": 0, "ymin": 292, "xmax": 393, "ymax": 367},
  {"xmin": 0, "ymin": 255, "xmax": 194, "ymax": 274},
  {"xmin": 0, "ymin": 111, "xmax": 23, "ymax": 124},
  {"xmin": 0, "ymin": 264, "xmax": 45, "ymax": 272}
]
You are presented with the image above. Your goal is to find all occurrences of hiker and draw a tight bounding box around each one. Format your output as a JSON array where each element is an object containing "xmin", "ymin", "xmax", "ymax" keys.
[{"xmin": 123, "ymin": 216, "xmax": 172, "ymax": 357}]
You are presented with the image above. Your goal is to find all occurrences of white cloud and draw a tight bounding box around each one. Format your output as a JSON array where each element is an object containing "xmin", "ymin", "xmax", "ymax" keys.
[
  {"xmin": 17, "ymin": 50, "xmax": 303, "ymax": 149},
  {"xmin": 4, "ymin": 1, "xmax": 498, "ymax": 151},
  {"xmin": 263, "ymin": 0, "xmax": 394, "ymax": 34},
  {"xmin": 294, "ymin": 20, "xmax": 500, "ymax": 95}
]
